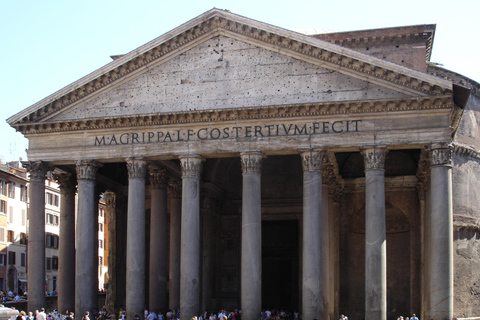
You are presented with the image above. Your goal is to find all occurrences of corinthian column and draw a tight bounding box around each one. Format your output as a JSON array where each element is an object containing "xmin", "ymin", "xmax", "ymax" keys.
[
  {"xmin": 149, "ymin": 167, "xmax": 168, "ymax": 312},
  {"xmin": 428, "ymin": 143, "xmax": 453, "ymax": 320},
  {"xmin": 179, "ymin": 155, "xmax": 204, "ymax": 320},
  {"xmin": 23, "ymin": 161, "xmax": 51, "ymax": 312},
  {"xmin": 361, "ymin": 146, "xmax": 387, "ymax": 320},
  {"xmin": 54, "ymin": 173, "xmax": 76, "ymax": 314},
  {"xmin": 240, "ymin": 151, "xmax": 263, "ymax": 320},
  {"xmin": 76, "ymin": 160, "xmax": 101, "ymax": 318},
  {"xmin": 299, "ymin": 150, "xmax": 323, "ymax": 320},
  {"xmin": 168, "ymin": 180, "xmax": 182, "ymax": 310},
  {"xmin": 125, "ymin": 157, "xmax": 148, "ymax": 320}
]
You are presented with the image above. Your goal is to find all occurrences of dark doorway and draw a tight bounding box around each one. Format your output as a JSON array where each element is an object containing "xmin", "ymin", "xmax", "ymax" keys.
[{"xmin": 262, "ymin": 220, "xmax": 299, "ymax": 312}]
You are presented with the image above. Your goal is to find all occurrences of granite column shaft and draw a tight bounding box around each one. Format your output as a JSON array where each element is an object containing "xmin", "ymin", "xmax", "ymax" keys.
[
  {"xmin": 428, "ymin": 143, "xmax": 454, "ymax": 320},
  {"xmin": 240, "ymin": 151, "xmax": 263, "ymax": 320},
  {"xmin": 179, "ymin": 155, "xmax": 204, "ymax": 320},
  {"xmin": 126, "ymin": 157, "xmax": 148, "ymax": 320},
  {"xmin": 75, "ymin": 160, "xmax": 101, "ymax": 318},
  {"xmin": 168, "ymin": 180, "xmax": 182, "ymax": 310},
  {"xmin": 55, "ymin": 173, "xmax": 76, "ymax": 314},
  {"xmin": 149, "ymin": 168, "xmax": 168, "ymax": 312},
  {"xmin": 24, "ymin": 161, "xmax": 50, "ymax": 312},
  {"xmin": 300, "ymin": 150, "xmax": 323, "ymax": 320},
  {"xmin": 362, "ymin": 146, "xmax": 387, "ymax": 320}
]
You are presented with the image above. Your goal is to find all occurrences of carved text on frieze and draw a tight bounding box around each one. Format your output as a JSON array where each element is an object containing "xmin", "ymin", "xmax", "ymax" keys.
[{"xmin": 94, "ymin": 120, "xmax": 362, "ymax": 146}]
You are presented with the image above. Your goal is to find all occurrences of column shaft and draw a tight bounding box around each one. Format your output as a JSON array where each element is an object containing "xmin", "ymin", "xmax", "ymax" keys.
[
  {"xmin": 428, "ymin": 144, "xmax": 453, "ymax": 320},
  {"xmin": 126, "ymin": 157, "xmax": 148, "ymax": 320},
  {"xmin": 180, "ymin": 155, "xmax": 204, "ymax": 320},
  {"xmin": 300, "ymin": 150, "xmax": 323, "ymax": 320},
  {"xmin": 240, "ymin": 151, "xmax": 263, "ymax": 320},
  {"xmin": 362, "ymin": 147, "xmax": 387, "ymax": 320},
  {"xmin": 24, "ymin": 161, "xmax": 50, "ymax": 312},
  {"xmin": 104, "ymin": 191, "xmax": 117, "ymax": 315},
  {"xmin": 55, "ymin": 173, "xmax": 76, "ymax": 313},
  {"xmin": 169, "ymin": 181, "xmax": 182, "ymax": 310},
  {"xmin": 76, "ymin": 160, "xmax": 101, "ymax": 318},
  {"xmin": 149, "ymin": 168, "xmax": 168, "ymax": 312}
]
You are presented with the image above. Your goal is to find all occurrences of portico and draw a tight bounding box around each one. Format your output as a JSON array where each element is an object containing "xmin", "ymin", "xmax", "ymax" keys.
[{"xmin": 8, "ymin": 9, "xmax": 471, "ymax": 320}]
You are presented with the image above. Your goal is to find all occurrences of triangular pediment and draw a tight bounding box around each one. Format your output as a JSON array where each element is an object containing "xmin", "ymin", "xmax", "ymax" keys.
[
  {"xmin": 8, "ymin": 8, "xmax": 453, "ymax": 131},
  {"xmin": 49, "ymin": 36, "xmax": 416, "ymax": 121}
]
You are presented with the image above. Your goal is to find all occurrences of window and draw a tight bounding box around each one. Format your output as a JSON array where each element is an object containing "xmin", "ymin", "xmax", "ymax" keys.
[
  {"xmin": 46, "ymin": 234, "xmax": 59, "ymax": 248},
  {"xmin": 99, "ymin": 256, "xmax": 103, "ymax": 265},
  {"xmin": 0, "ymin": 200, "xmax": 6, "ymax": 214},
  {"xmin": 8, "ymin": 206, "xmax": 13, "ymax": 223},
  {"xmin": 99, "ymin": 223, "xmax": 103, "ymax": 232},
  {"xmin": 0, "ymin": 180, "xmax": 6, "ymax": 196},
  {"xmin": 46, "ymin": 214, "xmax": 59, "ymax": 226},
  {"xmin": 20, "ymin": 253, "xmax": 26, "ymax": 267},
  {"xmin": 99, "ymin": 207, "xmax": 104, "ymax": 217},
  {"xmin": 0, "ymin": 254, "xmax": 5, "ymax": 266},
  {"xmin": 19, "ymin": 233, "xmax": 27, "ymax": 245},
  {"xmin": 0, "ymin": 228, "xmax": 5, "ymax": 242},
  {"xmin": 8, "ymin": 182, "xmax": 15, "ymax": 198},
  {"xmin": 21, "ymin": 210, "xmax": 26, "ymax": 226},
  {"xmin": 20, "ymin": 185, "xmax": 27, "ymax": 202},
  {"xmin": 7, "ymin": 230, "xmax": 14, "ymax": 243},
  {"xmin": 46, "ymin": 257, "xmax": 51, "ymax": 271},
  {"xmin": 46, "ymin": 193, "xmax": 53, "ymax": 205},
  {"xmin": 8, "ymin": 251, "xmax": 15, "ymax": 265},
  {"xmin": 52, "ymin": 257, "xmax": 58, "ymax": 270},
  {"xmin": 53, "ymin": 195, "xmax": 59, "ymax": 207},
  {"xmin": 99, "ymin": 239, "xmax": 103, "ymax": 249}
]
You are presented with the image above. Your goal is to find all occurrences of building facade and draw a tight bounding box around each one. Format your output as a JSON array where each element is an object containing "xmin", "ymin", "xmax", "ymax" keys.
[
  {"xmin": 7, "ymin": 9, "xmax": 480, "ymax": 320},
  {"xmin": 0, "ymin": 162, "xmax": 29, "ymax": 296}
]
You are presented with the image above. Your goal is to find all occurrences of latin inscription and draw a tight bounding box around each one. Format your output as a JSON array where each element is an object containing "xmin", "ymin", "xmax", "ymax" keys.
[{"xmin": 94, "ymin": 120, "xmax": 362, "ymax": 146}]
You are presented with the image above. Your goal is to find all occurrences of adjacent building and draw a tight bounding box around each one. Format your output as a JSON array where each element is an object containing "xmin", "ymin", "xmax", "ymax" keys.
[{"xmin": 6, "ymin": 9, "xmax": 480, "ymax": 320}]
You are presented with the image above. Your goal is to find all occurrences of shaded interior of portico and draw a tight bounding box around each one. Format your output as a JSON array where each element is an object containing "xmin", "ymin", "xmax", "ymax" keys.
[{"xmin": 54, "ymin": 149, "xmax": 423, "ymax": 319}]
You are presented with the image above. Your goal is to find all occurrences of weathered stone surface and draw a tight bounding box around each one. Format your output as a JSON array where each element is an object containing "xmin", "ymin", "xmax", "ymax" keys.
[{"xmin": 51, "ymin": 36, "xmax": 409, "ymax": 121}]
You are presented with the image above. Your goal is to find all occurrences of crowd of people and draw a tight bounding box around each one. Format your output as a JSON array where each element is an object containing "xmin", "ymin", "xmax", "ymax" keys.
[
  {"xmin": 396, "ymin": 315, "xmax": 419, "ymax": 320},
  {"xmin": 6, "ymin": 306, "xmax": 423, "ymax": 320}
]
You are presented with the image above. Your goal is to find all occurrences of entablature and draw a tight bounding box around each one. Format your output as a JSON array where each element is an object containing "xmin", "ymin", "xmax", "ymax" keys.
[{"xmin": 14, "ymin": 95, "xmax": 454, "ymax": 135}]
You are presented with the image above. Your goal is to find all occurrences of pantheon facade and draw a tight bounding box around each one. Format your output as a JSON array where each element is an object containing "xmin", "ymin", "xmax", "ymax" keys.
[{"xmin": 7, "ymin": 9, "xmax": 480, "ymax": 320}]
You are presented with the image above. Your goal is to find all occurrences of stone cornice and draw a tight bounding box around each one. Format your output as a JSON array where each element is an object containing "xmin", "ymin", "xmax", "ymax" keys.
[
  {"xmin": 13, "ymin": 95, "xmax": 454, "ymax": 134},
  {"xmin": 7, "ymin": 9, "xmax": 452, "ymax": 128},
  {"xmin": 313, "ymin": 24, "xmax": 436, "ymax": 63},
  {"xmin": 453, "ymin": 144, "xmax": 480, "ymax": 161}
]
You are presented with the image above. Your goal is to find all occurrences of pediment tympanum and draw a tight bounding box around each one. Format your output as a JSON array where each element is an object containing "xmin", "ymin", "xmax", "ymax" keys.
[{"xmin": 49, "ymin": 36, "xmax": 411, "ymax": 121}]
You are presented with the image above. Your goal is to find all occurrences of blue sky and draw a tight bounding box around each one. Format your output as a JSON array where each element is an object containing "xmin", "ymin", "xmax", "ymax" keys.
[{"xmin": 1, "ymin": 0, "xmax": 478, "ymax": 162}]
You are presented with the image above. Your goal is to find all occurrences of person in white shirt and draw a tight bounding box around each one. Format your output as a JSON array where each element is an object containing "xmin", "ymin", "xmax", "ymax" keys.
[
  {"xmin": 147, "ymin": 312, "xmax": 157, "ymax": 320},
  {"xmin": 37, "ymin": 309, "xmax": 47, "ymax": 320}
]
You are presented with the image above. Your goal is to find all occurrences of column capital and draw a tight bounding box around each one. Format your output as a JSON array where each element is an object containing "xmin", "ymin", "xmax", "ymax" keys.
[
  {"xmin": 361, "ymin": 146, "xmax": 388, "ymax": 171},
  {"xmin": 149, "ymin": 167, "xmax": 168, "ymax": 189},
  {"xmin": 22, "ymin": 161, "xmax": 53, "ymax": 182},
  {"xmin": 53, "ymin": 173, "xmax": 76, "ymax": 194},
  {"xmin": 240, "ymin": 151, "xmax": 264, "ymax": 175},
  {"xmin": 168, "ymin": 180, "xmax": 182, "ymax": 198},
  {"xmin": 430, "ymin": 142, "xmax": 453, "ymax": 167},
  {"xmin": 179, "ymin": 154, "xmax": 204, "ymax": 178},
  {"xmin": 126, "ymin": 157, "xmax": 148, "ymax": 179},
  {"xmin": 299, "ymin": 149, "xmax": 323, "ymax": 172},
  {"xmin": 76, "ymin": 160, "xmax": 102, "ymax": 181}
]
